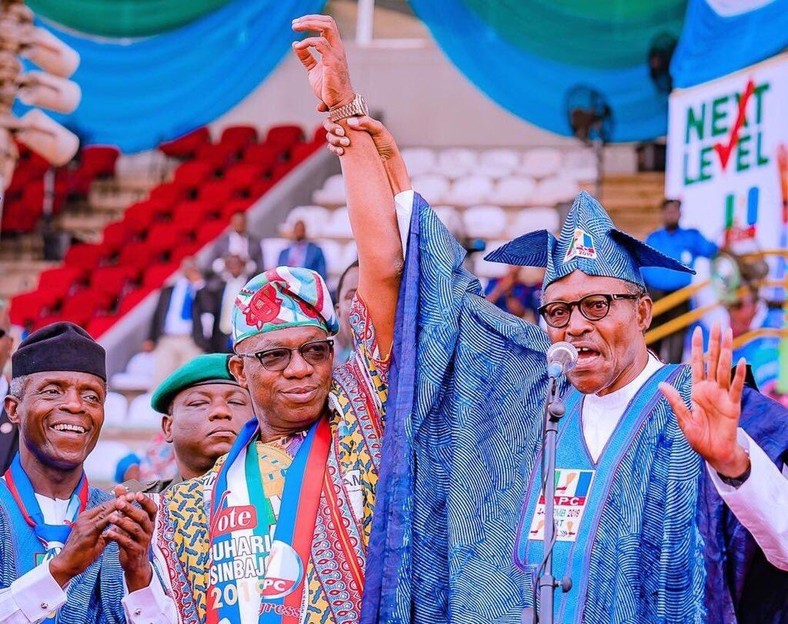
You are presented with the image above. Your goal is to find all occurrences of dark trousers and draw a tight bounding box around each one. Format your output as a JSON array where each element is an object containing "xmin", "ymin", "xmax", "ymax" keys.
[{"xmin": 648, "ymin": 287, "xmax": 692, "ymax": 363}]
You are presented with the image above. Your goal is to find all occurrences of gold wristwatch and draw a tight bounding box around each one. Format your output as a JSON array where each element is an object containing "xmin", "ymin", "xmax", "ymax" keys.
[{"xmin": 328, "ymin": 94, "xmax": 368, "ymax": 123}]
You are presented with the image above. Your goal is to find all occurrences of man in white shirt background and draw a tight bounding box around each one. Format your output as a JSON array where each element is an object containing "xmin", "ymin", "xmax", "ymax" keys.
[
  {"xmin": 208, "ymin": 210, "xmax": 263, "ymax": 276},
  {"xmin": 0, "ymin": 322, "xmax": 176, "ymax": 623},
  {"xmin": 144, "ymin": 256, "xmax": 205, "ymax": 386}
]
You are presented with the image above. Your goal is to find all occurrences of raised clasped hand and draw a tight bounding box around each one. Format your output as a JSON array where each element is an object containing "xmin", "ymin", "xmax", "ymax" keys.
[
  {"xmin": 292, "ymin": 14, "xmax": 355, "ymax": 112},
  {"xmin": 103, "ymin": 486, "xmax": 158, "ymax": 592},
  {"xmin": 659, "ymin": 323, "xmax": 750, "ymax": 478}
]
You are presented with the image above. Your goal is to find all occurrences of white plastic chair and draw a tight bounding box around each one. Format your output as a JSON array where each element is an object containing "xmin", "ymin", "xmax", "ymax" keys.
[
  {"xmin": 563, "ymin": 148, "xmax": 598, "ymax": 182},
  {"xmin": 312, "ymin": 173, "xmax": 346, "ymax": 205},
  {"xmin": 109, "ymin": 351, "xmax": 154, "ymax": 393},
  {"xmin": 283, "ymin": 205, "xmax": 331, "ymax": 237},
  {"xmin": 462, "ymin": 205, "xmax": 508, "ymax": 239},
  {"xmin": 512, "ymin": 206, "xmax": 561, "ymax": 235},
  {"xmin": 260, "ymin": 237, "xmax": 290, "ymax": 271},
  {"xmin": 103, "ymin": 391, "xmax": 129, "ymax": 428},
  {"xmin": 433, "ymin": 206, "xmax": 466, "ymax": 240},
  {"xmin": 445, "ymin": 175, "xmax": 495, "ymax": 207},
  {"xmin": 83, "ymin": 441, "xmax": 139, "ymax": 484},
  {"xmin": 412, "ymin": 174, "xmax": 451, "ymax": 204},
  {"xmin": 401, "ymin": 147, "xmax": 437, "ymax": 177},
  {"xmin": 436, "ymin": 148, "xmax": 478, "ymax": 179},
  {"xmin": 126, "ymin": 393, "xmax": 162, "ymax": 430},
  {"xmin": 532, "ymin": 176, "xmax": 580, "ymax": 205},
  {"xmin": 316, "ymin": 239, "xmax": 343, "ymax": 278},
  {"xmin": 340, "ymin": 241, "xmax": 358, "ymax": 270},
  {"xmin": 520, "ymin": 148, "xmax": 563, "ymax": 179},
  {"xmin": 477, "ymin": 148, "xmax": 520, "ymax": 179},
  {"xmin": 473, "ymin": 241, "xmax": 511, "ymax": 279},
  {"xmin": 489, "ymin": 175, "xmax": 537, "ymax": 206},
  {"xmin": 322, "ymin": 207, "xmax": 353, "ymax": 239}
]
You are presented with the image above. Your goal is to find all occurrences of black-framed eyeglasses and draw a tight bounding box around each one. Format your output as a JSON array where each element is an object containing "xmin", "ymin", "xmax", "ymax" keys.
[
  {"xmin": 236, "ymin": 338, "xmax": 334, "ymax": 371},
  {"xmin": 538, "ymin": 292, "xmax": 643, "ymax": 328}
]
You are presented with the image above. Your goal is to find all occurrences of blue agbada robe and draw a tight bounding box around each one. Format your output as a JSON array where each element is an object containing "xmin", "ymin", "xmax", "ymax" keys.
[
  {"xmin": 0, "ymin": 485, "xmax": 127, "ymax": 623},
  {"xmin": 361, "ymin": 195, "xmax": 788, "ymax": 624}
]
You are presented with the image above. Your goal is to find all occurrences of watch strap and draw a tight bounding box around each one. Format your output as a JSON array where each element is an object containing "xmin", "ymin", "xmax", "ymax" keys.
[
  {"xmin": 328, "ymin": 94, "xmax": 367, "ymax": 123},
  {"xmin": 717, "ymin": 457, "xmax": 752, "ymax": 488}
]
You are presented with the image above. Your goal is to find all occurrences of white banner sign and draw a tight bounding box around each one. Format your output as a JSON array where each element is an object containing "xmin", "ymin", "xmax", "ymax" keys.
[{"xmin": 666, "ymin": 53, "xmax": 787, "ymax": 255}]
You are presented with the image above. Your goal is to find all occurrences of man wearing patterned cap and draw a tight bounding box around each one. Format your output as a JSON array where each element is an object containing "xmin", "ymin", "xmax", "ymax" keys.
[
  {"xmin": 319, "ymin": 100, "xmax": 788, "ymax": 620},
  {"xmin": 485, "ymin": 191, "xmax": 788, "ymax": 622},
  {"xmin": 152, "ymin": 19, "xmax": 408, "ymax": 619},
  {"xmin": 0, "ymin": 322, "xmax": 177, "ymax": 623}
]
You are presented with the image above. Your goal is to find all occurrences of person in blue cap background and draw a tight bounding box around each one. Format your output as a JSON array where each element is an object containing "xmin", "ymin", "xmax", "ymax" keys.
[
  {"xmin": 124, "ymin": 353, "xmax": 253, "ymax": 494},
  {"xmin": 0, "ymin": 322, "xmax": 176, "ymax": 623},
  {"xmin": 322, "ymin": 97, "xmax": 788, "ymax": 621}
]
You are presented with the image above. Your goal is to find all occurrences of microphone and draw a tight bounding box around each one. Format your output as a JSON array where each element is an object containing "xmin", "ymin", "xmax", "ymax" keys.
[{"xmin": 546, "ymin": 341, "xmax": 578, "ymax": 378}]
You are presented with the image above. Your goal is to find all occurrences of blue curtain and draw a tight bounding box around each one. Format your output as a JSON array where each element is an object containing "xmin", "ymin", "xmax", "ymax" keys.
[
  {"xmin": 409, "ymin": 0, "xmax": 673, "ymax": 142},
  {"xmin": 670, "ymin": 0, "xmax": 788, "ymax": 89},
  {"xmin": 16, "ymin": 0, "xmax": 325, "ymax": 152}
]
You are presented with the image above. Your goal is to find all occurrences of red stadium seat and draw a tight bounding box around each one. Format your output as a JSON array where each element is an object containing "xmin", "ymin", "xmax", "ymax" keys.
[
  {"xmin": 265, "ymin": 125, "xmax": 305, "ymax": 150},
  {"xmin": 90, "ymin": 266, "xmax": 138, "ymax": 306},
  {"xmin": 80, "ymin": 146, "xmax": 120, "ymax": 177},
  {"xmin": 290, "ymin": 142, "xmax": 321, "ymax": 165},
  {"xmin": 86, "ymin": 315, "xmax": 118, "ymax": 339},
  {"xmin": 197, "ymin": 179, "xmax": 236, "ymax": 207},
  {"xmin": 142, "ymin": 264, "xmax": 178, "ymax": 290},
  {"xmin": 102, "ymin": 221, "xmax": 133, "ymax": 252},
  {"xmin": 171, "ymin": 199, "xmax": 219, "ymax": 225},
  {"xmin": 148, "ymin": 182, "xmax": 186, "ymax": 207},
  {"xmin": 118, "ymin": 287, "xmax": 156, "ymax": 314},
  {"xmin": 248, "ymin": 179, "xmax": 274, "ymax": 200},
  {"xmin": 172, "ymin": 161, "xmax": 214, "ymax": 191},
  {"xmin": 312, "ymin": 125, "xmax": 328, "ymax": 144},
  {"xmin": 60, "ymin": 291, "xmax": 107, "ymax": 326},
  {"xmin": 194, "ymin": 143, "xmax": 236, "ymax": 171},
  {"xmin": 64, "ymin": 243, "xmax": 108, "ymax": 271},
  {"xmin": 10, "ymin": 291, "xmax": 56, "ymax": 327},
  {"xmin": 37, "ymin": 267, "xmax": 84, "ymax": 300},
  {"xmin": 221, "ymin": 198, "xmax": 254, "ymax": 220},
  {"xmin": 196, "ymin": 220, "xmax": 228, "ymax": 245},
  {"xmin": 220, "ymin": 125, "xmax": 258, "ymax": 152},
  {"xmin": 241, "ymin": 144, "xmax": 280, "ymax": 171},
  {"xmin": 223, "ymin": 163, "xmax": 266, "ymax": 195},
  {"xmin": 117, "ymin": 241, "xmax": 156, "ymax": 273},
  {"xmin": 159, "ymin": 127, "xmax": 211, "ymax": 160},
  {"xmin": 146, "ymin": 223, "xmax": 191, "ymax": 261}
]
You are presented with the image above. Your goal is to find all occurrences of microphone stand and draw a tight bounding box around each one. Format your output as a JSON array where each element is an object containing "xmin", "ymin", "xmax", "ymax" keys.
[{"xmin": 523, "ymin": 372, "xmax": 570, "ymax": 624}]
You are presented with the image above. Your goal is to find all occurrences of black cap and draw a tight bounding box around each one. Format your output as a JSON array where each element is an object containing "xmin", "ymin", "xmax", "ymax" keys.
[{"xmin": 12, "ymin": 322, "xmax": 106, "ymax": 381}]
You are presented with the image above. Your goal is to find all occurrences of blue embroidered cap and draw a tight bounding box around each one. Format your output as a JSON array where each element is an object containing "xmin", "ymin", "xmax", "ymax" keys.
[{"xmin": 485, "ymin": 191, "xmax": 693, "ymax": 288}]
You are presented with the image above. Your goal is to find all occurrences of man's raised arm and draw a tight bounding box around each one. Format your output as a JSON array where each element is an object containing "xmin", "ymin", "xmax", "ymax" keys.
[{"xmin": 292, "ymin": 15, "xmax": 403, "ymax": 355}]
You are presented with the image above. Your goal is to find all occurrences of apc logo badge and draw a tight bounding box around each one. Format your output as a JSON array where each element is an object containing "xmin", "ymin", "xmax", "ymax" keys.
[
  {"xmin": 564, "ymin": 228, "xmax": 597, "ymax": 262},
  {"xmin": 261, "ymin": 540, "xmax": 303, "ymax": 599}
]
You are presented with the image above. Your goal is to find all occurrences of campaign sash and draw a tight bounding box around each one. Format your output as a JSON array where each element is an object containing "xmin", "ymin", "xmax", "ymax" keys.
[
  {"xmin": 515, "ymin": 365, "xmax": 682, "ymax": 623},
  {"xmin": 3, "ymin": 455, "xmax": 88, "ymax": 565},
  {"xmin": 206, "ymin": 415, "xmax": 330, "ymax": 624},
  {"xmin": 2, "ymin": 456, "xmax": 89, "ymax": 623}
]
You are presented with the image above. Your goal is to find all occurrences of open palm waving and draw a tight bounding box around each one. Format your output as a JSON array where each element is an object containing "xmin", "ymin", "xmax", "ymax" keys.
[{"xmin": 660, "ymin": 323, "xmax": 750, "ymax": 478}]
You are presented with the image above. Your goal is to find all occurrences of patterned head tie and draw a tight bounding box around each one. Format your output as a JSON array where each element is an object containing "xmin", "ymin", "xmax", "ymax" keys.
[
  {"xmin": 485, "ymin": 191, "xmax": 694, "ymax": 289},
  {"xmin": 232, "ymin": 266, "xmax": 339, "ymax": 347}
]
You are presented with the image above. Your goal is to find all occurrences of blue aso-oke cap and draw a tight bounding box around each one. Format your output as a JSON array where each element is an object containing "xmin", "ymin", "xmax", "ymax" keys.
[{"xmin": 485, "ymin": 191, "xmax": 694, "ymax": 289}]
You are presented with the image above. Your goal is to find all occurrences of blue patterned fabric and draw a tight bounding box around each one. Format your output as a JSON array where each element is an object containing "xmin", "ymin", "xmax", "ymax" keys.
[
  {"xmin": 361, "ymin": 194, "xmax": 552, "ymax": 623},
  {"xmin": 362, "ymin": 193, "xmax": 788, "ymax": 623},
  {"xmin": 0, "ymin": 486, "xmax": 127, "ymax": 623},
  {"xmin": 486, "ymin": 191, "xmax": 693, "ymax": 289}
]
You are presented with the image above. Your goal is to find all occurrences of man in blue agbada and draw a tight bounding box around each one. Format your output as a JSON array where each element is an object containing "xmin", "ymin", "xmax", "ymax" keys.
[
  {"xmin": 0, "ymin": 322, "xmax": 176, "ymax": 623},
  {"xmin": 316, "ymin": 61, "xmax": 788, "ymax": 622}
]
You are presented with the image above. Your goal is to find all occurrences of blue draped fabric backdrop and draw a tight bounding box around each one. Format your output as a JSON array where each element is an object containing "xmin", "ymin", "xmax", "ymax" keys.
[
  {"xmin": 670, "ymin": 0, "xmax": 788, "ymax": 88},
  {"xmin": 15, "ymin": 0, "xmax": 325, "ymax": 152},
  {"xmin": 408, "ymin": 0, "xmax": 676, "ymax": 142}
]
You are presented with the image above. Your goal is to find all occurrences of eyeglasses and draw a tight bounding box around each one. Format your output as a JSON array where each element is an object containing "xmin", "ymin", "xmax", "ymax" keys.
[
  {"xmin": 236, "ymin": 338, "xmax": 334, "ymax": 371},
  {"xmin": 538, "ymin": 293, "xmax": 643, "ymax": 328}
]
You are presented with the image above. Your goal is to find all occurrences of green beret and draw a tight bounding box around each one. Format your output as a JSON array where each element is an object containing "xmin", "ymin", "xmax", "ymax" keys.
[{"xmin": 150, "ymin": 353, "xmax": 238, "ymax": 414}]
